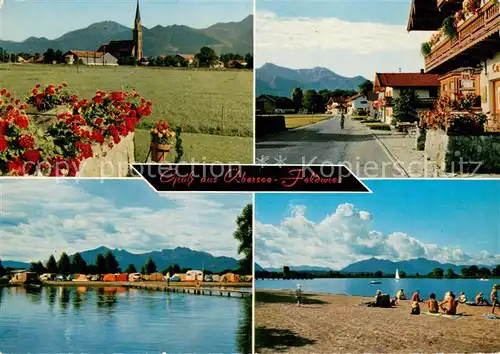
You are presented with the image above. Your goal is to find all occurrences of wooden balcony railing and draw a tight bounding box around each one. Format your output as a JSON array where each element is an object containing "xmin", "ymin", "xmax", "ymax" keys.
[{"xmin": 425, "ymin": 0, "xmax": 500, "ymax": 72}]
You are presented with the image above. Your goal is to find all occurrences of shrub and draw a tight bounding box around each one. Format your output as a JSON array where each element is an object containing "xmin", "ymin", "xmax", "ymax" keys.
[
  {"xmin": 362, "ymin": 119, "xmax": 380, "ymax": 124},
  {"xmin": 421, "ymin": 42, "xmax": 432, "ymax": 57},
  {"xmin": 351, "ymin": 116, "xmax": 365, "ymax": 121},
  {"xmin": 256, "ymin": 115, "xmax": 286, "ymax": 137},
  {"xmin": 416, "ymin": 128, "xmax": 426, "ymax": 151},
  {"xmin": 365, "ymin": 123, "xmax": 391, "ymax": 131}
]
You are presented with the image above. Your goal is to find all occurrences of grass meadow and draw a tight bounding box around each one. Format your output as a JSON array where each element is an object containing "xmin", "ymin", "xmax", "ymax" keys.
[
  {"xmin": 0, "ymin": 64, "xmax": 253, "ymax": 163},
  {"xmin": 283, "ymin": 114, "xmax": 331, "ymax": 129}
]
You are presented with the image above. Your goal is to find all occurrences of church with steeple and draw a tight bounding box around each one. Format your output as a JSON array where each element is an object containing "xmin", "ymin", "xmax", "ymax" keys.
[{"xmin": 98, "ymin": 0, "xmax": 144, "ymax": 61}]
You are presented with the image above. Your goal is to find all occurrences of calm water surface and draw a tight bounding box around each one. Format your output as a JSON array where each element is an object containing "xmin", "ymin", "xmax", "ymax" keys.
[
  {"xmin": 257, "ymin": 278, "xmax": 499, "ymax": 299},
  {"xmin": 0, "ymin": 286, "xmax": 251, "ymax": 353}
]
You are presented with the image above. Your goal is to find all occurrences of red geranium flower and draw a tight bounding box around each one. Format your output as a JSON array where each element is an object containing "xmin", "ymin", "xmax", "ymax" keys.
[
  {"xmin": 7, "ymin": 157, "xmax": 25, "ymax": 176},
  {"xmin": 13, "ymin": 114, "xmax": 30, "ymax": 129},
  {"xmin": 0, "ymin": 136, "xmax": 8, "ymax": 152},
  {"xmin": 19, "ymin": 134, "xmax": 35, "ymax": 149},
  {"xmin": 24, "ymin": 149, "xmax": 41, "ymax": 163}
]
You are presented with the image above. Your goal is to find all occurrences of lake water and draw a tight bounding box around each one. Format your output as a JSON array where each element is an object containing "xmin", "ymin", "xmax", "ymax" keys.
[
  {"xmin": 0, "ymin": 286, "xmax": 251, "ymax": 353},
  {"xmin": 256, "ymin": 278, "xmax": 499, "ymax": 299}
]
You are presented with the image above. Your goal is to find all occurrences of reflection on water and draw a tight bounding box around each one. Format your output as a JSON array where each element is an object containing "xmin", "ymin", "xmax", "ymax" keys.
[{"xmin": 0, "ymin": 286, "xmax": 250, "ymax": 353}]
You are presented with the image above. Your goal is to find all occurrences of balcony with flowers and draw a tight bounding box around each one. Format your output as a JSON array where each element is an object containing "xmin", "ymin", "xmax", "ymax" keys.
[{"xmin": 419, "ymin": 0, "xmax": 499, "ymax": 73}]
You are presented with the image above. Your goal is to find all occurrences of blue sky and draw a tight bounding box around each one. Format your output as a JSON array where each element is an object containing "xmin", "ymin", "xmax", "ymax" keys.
[
  {"xmin": 255, "ymin": 180, "xmax": 500, "ymax": 269},
  {"xmin": 255, "ymin": 0, "xmax": 432, "ymax": 78},
  {"xmin": 0, "ymin": 0, "xmax": 252, "ymax": 41},
  {"xmin": 0, "ymin": 179, "xmax": 251, "ymax": 262}
]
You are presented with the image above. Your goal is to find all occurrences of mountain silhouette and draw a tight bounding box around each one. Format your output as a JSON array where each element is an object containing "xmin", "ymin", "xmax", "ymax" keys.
[{"xmin": 0, "ymin": 15, "xmax": 253, "ymax": 56}]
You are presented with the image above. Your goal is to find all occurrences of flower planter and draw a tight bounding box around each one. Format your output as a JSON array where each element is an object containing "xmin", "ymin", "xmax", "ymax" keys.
[
  {"xmin": 26, "ymin": 104, "xmax": 72, "ymax": 132},
  {"xmin": 150, "ymin": 142, "xmax": 171, "ymax": 162}
]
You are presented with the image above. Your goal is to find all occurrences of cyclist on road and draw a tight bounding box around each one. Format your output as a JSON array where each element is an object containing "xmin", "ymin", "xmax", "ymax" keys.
[{"xmin": 340, "ymin": 112, "xmax": 345, "ymax": 130}]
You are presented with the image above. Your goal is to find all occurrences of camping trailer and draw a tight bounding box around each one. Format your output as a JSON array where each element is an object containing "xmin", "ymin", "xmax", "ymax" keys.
[
  {"xmin": 221, "ymin": 273, "xmax": 240, "ymax": 283},
  {"xmin": 185, "ymin": 270, "xmax": 204, "ymax": 282},
  {"xmin": 9, "ymin": 271, "xmax": 39, "ymax": 285}
]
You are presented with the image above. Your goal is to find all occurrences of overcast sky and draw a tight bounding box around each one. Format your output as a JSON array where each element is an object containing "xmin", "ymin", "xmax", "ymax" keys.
[
  {"xmin": 0, "ymin": 0, "xmax": 252, "ymax": 42},
  {"xmin": 255, "ymin": 180, "xmax": 500, "ymax": 269},
  {"xmin": 0, "ymin": 179, "xmax": 251, "ymax": 262},
  {"xmin": 255, "ymin": 0, "xmax": 432, "ymax": 79}
]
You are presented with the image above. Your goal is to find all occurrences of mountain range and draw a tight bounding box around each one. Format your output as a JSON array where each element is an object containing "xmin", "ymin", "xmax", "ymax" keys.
[
  {"xmin": 256, "ymin": 258, "xmax": 494, "ymax": 275},
  {"xmin": 2, "ymin": 246, "xmax": 239, "ymax": 273},
  {"xmin": 256, "ymin": 63, "xmax": 368, "ymax": 97},
  {"xmin": 0, "ymin": 16, "xmax": 253, "ymax": 56}
]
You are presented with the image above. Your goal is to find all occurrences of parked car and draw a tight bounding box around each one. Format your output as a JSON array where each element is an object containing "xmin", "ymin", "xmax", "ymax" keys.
[
  {"xmin": 90, "ymin": 275, "xmax": 100, "ymax": 281},
  {"xmin": 55, "ymin": 275, "xmax": 65, "ymax": 281},
  {"xmin": 204, "ymin": 275, "xmax": 213, "ymax": 282}
]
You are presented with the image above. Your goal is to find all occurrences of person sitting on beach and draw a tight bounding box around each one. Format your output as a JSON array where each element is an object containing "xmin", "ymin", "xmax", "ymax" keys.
[
  {"xmin": 428, "ymin": 293, "xmax": 439, "ymax": 313},
  {"xmin": 410, "ymin": 301, "xmax": 421, "ymax": 315},
  {"xmin": 396, "ymin": 289, "xmax": 406, "ymax": 301},
  {"xmin": 440, "ymin": 292, "xmax": 458, "ymax": 315},
  {"xmin": 365, "ymin": 290, "xmax": 383, "ymax": 307},
  {"xmin": 295, "ymin": 284, "xmax": 303, "ymax": 307},
  {"xmin": 457, "ymin": 292, "xmax": 467, "ymax": 304},
  {"xmin": 491, "ymin": 284, "xmax": 499, "ymax": 314},
  {"xmin": 475, "ymin": 292, "xmax": 489, "ymax": 305},
  {"xmin": 411, "ymin": 290, "xmax": 422, "ymax": 302}
]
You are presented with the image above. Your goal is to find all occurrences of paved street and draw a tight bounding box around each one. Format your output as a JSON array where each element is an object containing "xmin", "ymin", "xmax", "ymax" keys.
[{"xmin": 255, "ymin": 116, "xmax": 406, "ymax": 178}]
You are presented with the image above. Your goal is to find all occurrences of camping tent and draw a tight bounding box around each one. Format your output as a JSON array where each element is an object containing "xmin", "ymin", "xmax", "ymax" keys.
[
  {"xmin": 212, "ymin": 275, "xmax": 221, "ymax": 282},
  {"xmin": 185, "ymin": 270, "xmax": 203, "ymax": 282},
  {"xmin": 240, "ymin": 275, "xmax": 252, "ymax": 282},
  {"xmin": 103, "ymin": 274, "xmax": 117, "ymax": 282},
  {"xmin": 73, "ymin": 274, "xmax": 88, "ymax": 282},
  {"xmin": 115, "ymin": 273, "xmax": 128, "ymax": 282},
  {"xmin": 128, "ymin": 273, "xmax": 142, "ymax": 282},
  {"xmin": 148, "ymin": 273, "xmax": 164, "ymax": 281},
  {"xmin": 221, "ymin": 273, "xmax": 240, "ymax": 283}
]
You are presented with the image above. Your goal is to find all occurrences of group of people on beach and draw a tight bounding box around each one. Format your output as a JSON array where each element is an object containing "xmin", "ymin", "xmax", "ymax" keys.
[{"xmin": 369, "ymin": 284, "xmax": 500, "ymax": 315}]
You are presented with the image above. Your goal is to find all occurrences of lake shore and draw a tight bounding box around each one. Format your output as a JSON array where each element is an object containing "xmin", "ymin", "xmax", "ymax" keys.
[
  {"xmin": 1, "ymin": 281, "xmax": 251, "ymax": 288},
  {"xmin": 256, "ymin": 289, "xmax": 500, "ymax": 353}
]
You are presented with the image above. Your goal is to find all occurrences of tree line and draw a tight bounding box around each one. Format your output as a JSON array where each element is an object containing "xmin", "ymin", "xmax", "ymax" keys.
[
  {"xmin": 256, "ymin": 264, "xmax": 500, "ymax": 280},
  {"xmin": 0, "ymin": 46, "xmax": 253, "ymax": 69},
  {"xmin": 289, "ymin": 80, "xmax": 373, "ymax": 114}
]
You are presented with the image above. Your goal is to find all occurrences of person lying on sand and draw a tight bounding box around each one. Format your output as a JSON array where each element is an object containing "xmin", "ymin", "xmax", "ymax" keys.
[
  {"xmin": 412, "ymin": 290, "xmax": 422, "ymax": 302},
  {"xmin": 428, "ymin": 293, "xmax": 439, "ymax": 313},
  {"xmin": 439, "ymin": 292, "xmax": 458, "ymax": 315},
  {"xmin": 457, "ymin": 292, "xmax": 467, "ymax": 304},
  {"xmin": 491, "ymin": 284, "xmax": 499, "ymax": 314}
]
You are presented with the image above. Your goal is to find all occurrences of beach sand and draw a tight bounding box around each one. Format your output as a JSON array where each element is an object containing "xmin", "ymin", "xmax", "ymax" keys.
[{"xmin": 256, "ymin": 290, "xmax": 500, "ymax": 353}]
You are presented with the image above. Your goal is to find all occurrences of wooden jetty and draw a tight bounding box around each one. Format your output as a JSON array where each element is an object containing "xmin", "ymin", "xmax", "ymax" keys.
[{"xmin": 124, "ymin": 283, "xmax": 251, "ymax": 298}]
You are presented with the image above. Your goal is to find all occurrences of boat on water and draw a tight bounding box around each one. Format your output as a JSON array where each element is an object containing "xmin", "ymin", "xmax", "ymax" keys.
[
  {"xmin": 395, "ymin": 268, "xmax": 400, "ymax": 280},
  {"xmin": 369, "ymin": 281, "xmax": 382, "ymax": 284},
  {"xmin": 479, "ymin": 278, "xmax": 490, "ymax": 281}
]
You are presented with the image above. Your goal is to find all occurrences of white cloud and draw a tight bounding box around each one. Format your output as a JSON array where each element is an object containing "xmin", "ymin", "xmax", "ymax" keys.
[
  {"xmin": 255, "ymin": 11, "xmax": 432, "ymax": 78},
  {"xmin": 0, "ymin": 180, "xmax": 250, "ymax": 262},
  {"xmin": 256, "ymin": 203, "xmax": 500, "ymax": 269}
]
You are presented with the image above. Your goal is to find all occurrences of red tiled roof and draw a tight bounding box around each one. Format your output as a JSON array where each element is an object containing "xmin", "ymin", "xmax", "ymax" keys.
[
  {"xmin": 177, "ymin": 54, "xmax": 194, "ymax": 61},
  {"xmin": 375, "ymin": 73, "xmax": 439, "ymax": 88},
  {"xmin": 67, "ymin": 50, "xmax": 104, "ymax": 58}
]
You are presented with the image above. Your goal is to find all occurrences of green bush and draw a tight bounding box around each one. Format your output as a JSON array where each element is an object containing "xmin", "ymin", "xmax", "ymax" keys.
[
  {"xmin": 416, "ymin": 128, "xmax": 426, "ymax": 151},
  {"xmin": 362, "ymin": 119, "xmax": 380, "ymax": 124},
  {"xmin": 351, "ymin": 116, "xmax": 365, "ymax": 121},
  {"xmin": 256, "ymin": 115, "xmax": 286, "ymax": 137},
  {"xmin": 421, "ymin": 42, "xmax": 432, "ymax": 57},
  {"xmin": 366, "ymin": 123, "xmax": 391, "ymax": 131}
]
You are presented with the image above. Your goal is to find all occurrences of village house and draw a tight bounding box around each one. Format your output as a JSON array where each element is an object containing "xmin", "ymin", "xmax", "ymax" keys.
[
  {"xmin": 227, "ymin": 59, "xmax": 247, "ymax": 68},
  {"xmin": 345, "ymin": 92, "xmax": 378, "ymax": 117},
  {"xmin": 63, "ymin": 50, "xmax": 118, "ymax": 66},
  {"xmin": 373, "ymin": 72, "xmax": 440, "ymax": 124},
  {"xmin": 408, "ymin": 0, "xmax": 500, "ymax": 130},
  {"xmin": 256, "ymin": 94, "xmax": 296, "ymax": 114},
  {"xmin": 175, "ymin": 54, "xmax": 195, "ymax": 66},
  {"xmin": 326, "ymin": 97, "xmax": 347, "ymax": 115}
]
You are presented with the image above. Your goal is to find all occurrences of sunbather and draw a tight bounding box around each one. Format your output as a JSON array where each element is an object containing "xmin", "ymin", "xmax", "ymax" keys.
[
  {"xmin": 476, "ymin": 292, "xmax": 490, "ymax": 305},
  {"xmin": 428, "ymin": 293, "xmax": 439, "ymax": 313},
  {"xmin": 440, "ymin": 292, "xmax": 458, "ymax": 315},
  {"xmin": 410, "ymin": 301, "xmax": 421, "ymax": 315},
  {"xmin": 412, "ymin": 290, "xmax": 422, "ymax": 302},
  {"xmin": 365, "ymin": 290, "xmax": 383, "ymax": 307},
  {"xmin": 457, "ymin": 292, "xmax": 467, "ymax": 304},
  {"xmin": 491, "ymin": 284, "xmax": 499, "ymax": 314},
  {"xmin": 396, "ymin": 289, "xmax": 406, "ymax": 301}
]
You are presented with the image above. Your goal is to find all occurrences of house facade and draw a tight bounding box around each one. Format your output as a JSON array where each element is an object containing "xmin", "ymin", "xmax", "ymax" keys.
[
  {"xmin": 256, "ymin": 95, "xmax": 296, "ymax": 114},
  {"xmin": 64, "ymin": 50, "xmax": 118, "ymax": 66},
  {"xmin": 345, "ymin": 92, "xmax": 378, "ymax": 116},
  {"xmin": 326, "ymin": 97, "xmax": 347, "ymax": 115},
  {"xmin": 373, "ymin": 72, "xmax": 440, "ymax": 124},
  {"xmin": 408, "ymin": 0, "xmax": 500, "ymax": 130}
]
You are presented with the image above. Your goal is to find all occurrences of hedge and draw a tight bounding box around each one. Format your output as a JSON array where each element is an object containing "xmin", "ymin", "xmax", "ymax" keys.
[{"xmin": 256, "ymin": 115, "xmax": 286, "ymax": 137}]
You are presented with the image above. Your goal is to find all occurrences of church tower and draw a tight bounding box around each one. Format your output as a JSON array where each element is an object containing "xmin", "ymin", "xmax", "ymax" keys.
[{"xmin": 133, "ymin": 0, "xmax": 143, "ymax": 60}]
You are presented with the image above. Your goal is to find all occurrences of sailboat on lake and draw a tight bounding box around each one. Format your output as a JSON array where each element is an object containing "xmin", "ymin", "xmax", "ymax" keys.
[{"xmin": 395, "ymin": 269, "xmax": 400, "ymax": 280}]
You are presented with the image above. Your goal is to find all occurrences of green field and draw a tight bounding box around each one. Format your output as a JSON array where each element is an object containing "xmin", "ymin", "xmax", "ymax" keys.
[
  {"xmin": 284, "ymin": 114, "xmax": 331, "ymax": 128},
  {"xmin": 0, "ymin": 64, "xmax": 253, "ymax": 162}
]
